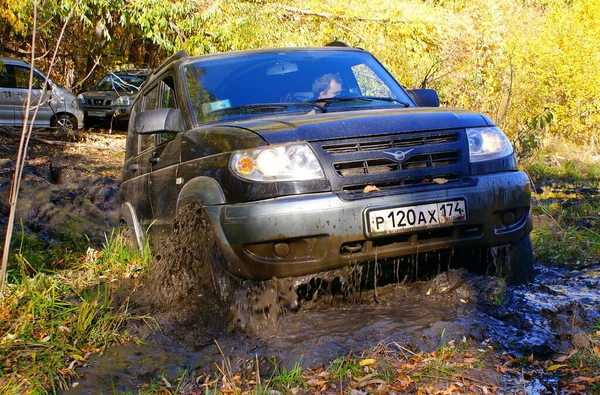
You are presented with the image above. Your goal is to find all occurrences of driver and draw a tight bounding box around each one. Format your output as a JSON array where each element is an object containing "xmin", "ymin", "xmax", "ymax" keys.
[{"xmin": 312, "ymin": 73, "xmax": 343, "ymax": 100}]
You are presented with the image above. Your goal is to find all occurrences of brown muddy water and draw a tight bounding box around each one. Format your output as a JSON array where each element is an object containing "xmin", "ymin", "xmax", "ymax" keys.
[{"xmin": 65, "ymin": 259, "xmax": 600, "ymax": 394}]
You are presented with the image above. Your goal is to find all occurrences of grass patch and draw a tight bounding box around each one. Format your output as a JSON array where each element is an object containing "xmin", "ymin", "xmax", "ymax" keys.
[
  {"xmin": 0, "ymin": 227, "xmax": 152, "ymax": 393},
  {"xmin": 525, "ymin": 137, "xmax": 600, "ymax": 182},
  {"xmin": 527, "ymin": 138, "xmax": 600, "ymax": 267}
]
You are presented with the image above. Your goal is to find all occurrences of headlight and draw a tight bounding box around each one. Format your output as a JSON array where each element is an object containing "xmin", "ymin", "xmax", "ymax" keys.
[
  {"xmin": 76, "ymin": 94, "xmax": 85, "ymax": 107},
  {"xmin": 467, "ymin": 127, "xmax": 513, "ymax": 163},
  {"xmin": 114, "ymin": 96, "xmax": 132, "ymax": 106},
  {"xmin": 230, "ymin": 143, "xmax": 325, "ymax": 182}
]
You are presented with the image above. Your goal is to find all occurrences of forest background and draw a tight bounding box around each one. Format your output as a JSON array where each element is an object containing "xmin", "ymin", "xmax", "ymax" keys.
[{"xmin": 1, "ymin": 0, "xmax": 599, "ymax": 147}]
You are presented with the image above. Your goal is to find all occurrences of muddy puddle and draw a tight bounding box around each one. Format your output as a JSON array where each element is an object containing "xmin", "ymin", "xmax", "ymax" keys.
[{"xmin": 65, "ymin": 260, "xmax": 600, "ymax": 394}]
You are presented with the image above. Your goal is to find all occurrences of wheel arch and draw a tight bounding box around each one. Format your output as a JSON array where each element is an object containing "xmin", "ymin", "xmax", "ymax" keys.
[{"xmin": 176, "ymin": 176, "xmax": 226, "ymax": 211}]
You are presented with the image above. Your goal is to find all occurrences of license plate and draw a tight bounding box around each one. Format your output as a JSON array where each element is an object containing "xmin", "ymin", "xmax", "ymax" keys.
[
  {"xmin": 87, "ymin": 111, "xmax": 106, "ymax": 117},
  {"xmin": 366, "ymin": 200, "xmax": 467, "ymax": 236}
]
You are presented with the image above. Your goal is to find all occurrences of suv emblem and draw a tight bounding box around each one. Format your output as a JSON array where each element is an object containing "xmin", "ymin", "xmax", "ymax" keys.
[{"xmin": 383, "ymin": 148, "xmax": 414, "ymax": 162}]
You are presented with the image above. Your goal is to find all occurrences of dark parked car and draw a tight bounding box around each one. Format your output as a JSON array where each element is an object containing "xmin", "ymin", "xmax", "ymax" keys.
[
  {"xmin": 77, "ymin": 69, "xmax": 149, "ymax": 127},
  {"xmin": 120, "ymin": 44, "xmax": 534, "ymax": 285}
]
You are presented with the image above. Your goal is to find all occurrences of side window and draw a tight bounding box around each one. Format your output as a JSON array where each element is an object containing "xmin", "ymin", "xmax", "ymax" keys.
[
  {"xmin": 140, "ymin": 85, "xmax": 160, "ymax": 152},
  {"xmin": 13, "ymin": 66, "xmax": 46, "ymax": 90},
  {"xmin": 0, "ymin": 65, "xmax": 14, "ymax": 88},
  {"xmin": 157, "ymin": 77, "xmax": 177, "ymax": 145},
  {"xmin": 351, "ymin": 64, "xmax": 393, "ymax": 98}
]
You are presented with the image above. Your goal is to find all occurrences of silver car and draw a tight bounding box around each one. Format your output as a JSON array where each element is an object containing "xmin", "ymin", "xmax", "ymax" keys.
[{"xmin": 0, "ymin": 58, "xmax": 83, "ymax": 130}]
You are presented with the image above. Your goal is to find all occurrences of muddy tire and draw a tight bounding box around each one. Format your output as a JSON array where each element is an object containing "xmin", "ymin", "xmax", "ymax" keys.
[
  {"xmin": 145, "ymin": 204, "xmax": 232, "ymax": 320},
  {"xmin": 464, "ymin": 234, "xmax": 535, "ymax": 285},
  {"xmin": 498, "ymin": 234, "xmax": 535, "ymax": 285}
]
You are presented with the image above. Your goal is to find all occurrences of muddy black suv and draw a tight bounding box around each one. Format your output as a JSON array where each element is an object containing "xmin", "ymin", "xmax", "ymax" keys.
[{"xmin": 120, "ymin": 44, "xmax": 534, "ymax": 284}]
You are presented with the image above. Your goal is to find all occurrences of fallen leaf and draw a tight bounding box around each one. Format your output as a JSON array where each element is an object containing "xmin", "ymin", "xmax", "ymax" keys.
[
  {"xmin": 71, "ymin": 354, "xmax": 86, "ymax": 362},
  {"xmin": 433, "ymin": 178, "xmax": 448, "ymax": 184},
  {"xmin": 546, "ymin": 364, "xmax": 568, "ymax": 372},
  {"xmin": 363, "ymin": 185, "xmax": 380, "ymax": 193},
  {"xmin": 359, "ymin": 358, "xmax": 376, "ymax": 367}
]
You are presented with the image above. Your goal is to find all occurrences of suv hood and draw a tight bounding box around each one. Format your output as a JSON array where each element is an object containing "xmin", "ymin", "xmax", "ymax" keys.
[
  {"xmin": 217, "ymin": 107, "xmax": 493, "ymax": 145},
  {"xmin": 79, "ymin": 90, "xmax": 130, "ymax": 99}
]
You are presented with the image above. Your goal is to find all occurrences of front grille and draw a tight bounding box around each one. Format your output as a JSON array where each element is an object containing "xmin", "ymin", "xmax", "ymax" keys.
[
  {"xmin": 87, "ymin": 99, "xmax": 112, "ymax": 106},
  {"xmin": 322, "ymin": 133, "xmax": 458, "ymax": 154},
  {"xmin": 312, "ymin": 130, "xmax": 469, "ymax": 198},
  {"xmin": 334, "ymin": 151, "xmax": 460, "ymax": 177}
]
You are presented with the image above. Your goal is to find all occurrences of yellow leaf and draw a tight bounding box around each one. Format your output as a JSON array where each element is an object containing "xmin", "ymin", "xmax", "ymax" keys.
[
  {"xmin": 359, "ymin": 358, "xmax": 376, "ymax": 366},
  {"xmin": 71, "ymin": 354, "xmax": 86, "ymax": 361},
  {"xmin": 546, "ymin": 364, "xmax": 567, "ymax": 371},
  {"xmin": 363, "ymin": 185, "xmax": 380, "ymax": 193}
]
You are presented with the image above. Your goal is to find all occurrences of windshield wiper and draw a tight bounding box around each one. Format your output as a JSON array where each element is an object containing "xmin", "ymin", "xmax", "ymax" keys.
[
  {"xmin": 207, "ymin": 102, "xmax": 326, "ymax": 117},
  {"xmin": 309, "ymin": 96, "xmax": 410, "ymax": 108}
]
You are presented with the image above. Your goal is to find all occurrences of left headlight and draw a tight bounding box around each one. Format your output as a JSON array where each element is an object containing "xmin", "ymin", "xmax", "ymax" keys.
[
  {"xmin": 114, "ymin": 96, "xmax": 132, "ymax": 106},
  {"xmin": 467, "ymin": 127, "xmax": 514, "ymax": 163},
  {"xmin": 230, "ymin": 143, "xmax": 325, "ymax": 182}
]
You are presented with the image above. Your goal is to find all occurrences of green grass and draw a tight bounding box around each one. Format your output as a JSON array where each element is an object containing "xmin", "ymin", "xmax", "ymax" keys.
[
  {"xmin": 526, "ymin": 138, "xmax": 600, "ymax": 267},
  {"xmin": 268, "ymin": 360, "xmax": 305, "ymax": 391},
  {"xmin": 0, "ymin": 227, "xmax": 152, "ymax": 393}
]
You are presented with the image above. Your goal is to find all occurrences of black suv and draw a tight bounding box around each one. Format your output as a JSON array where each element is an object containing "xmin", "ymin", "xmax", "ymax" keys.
[
  {"xmin": 77, "ymin": 69, "xmax": 150, "ymax": 128},
  {"xmin": 120, "ymin": 44, "xmax": 534, "ymax": 284}
]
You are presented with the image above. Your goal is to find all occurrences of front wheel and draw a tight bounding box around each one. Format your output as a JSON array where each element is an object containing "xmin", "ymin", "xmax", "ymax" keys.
[
  {"xmin": 463, "ymin": 234, "xmax": 535, "ymax": 285},
  {"xmin": 51, "ymin": 114, "xmax": 77, "ymax": 132},
  {"xmin": 146, "ymin": 204, "xmax": 233, "ymax": 320}
]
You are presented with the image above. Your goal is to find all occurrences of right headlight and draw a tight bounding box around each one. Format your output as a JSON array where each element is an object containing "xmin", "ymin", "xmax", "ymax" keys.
[
  {"xmin": 230, "ymin": 143, "xmax": 325, "ymax": 182},
  {"xmin": 467, "ymin": 127, "xmax": 514, "ymax": 163}
]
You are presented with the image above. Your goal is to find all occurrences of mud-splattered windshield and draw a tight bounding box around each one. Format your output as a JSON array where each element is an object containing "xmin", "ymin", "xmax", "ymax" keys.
[{"xmin": 183, "ymin": 49, "xmax": 414, "ymax": 125}]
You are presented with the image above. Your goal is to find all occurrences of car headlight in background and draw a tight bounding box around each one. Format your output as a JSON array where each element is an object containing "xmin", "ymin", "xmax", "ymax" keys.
[
  {"xmin": 77, "ymin": 94, "xmax": 85, "ymax": 107},
  {"xmin": 230, "ymin": 143, "xmax": 325, "ymax": 182},
  {"xmin": 467, "ymin": 127, "xmax": 514, "ymax": 163},
  {"xmin": 114, "ymin": 96, "xmax": 132, "ymax": 106}
]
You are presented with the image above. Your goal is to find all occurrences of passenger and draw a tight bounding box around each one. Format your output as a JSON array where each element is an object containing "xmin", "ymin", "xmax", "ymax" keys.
[{"xmin": 312, "ymin": 73, "xmax": 343, "ymax": 100}]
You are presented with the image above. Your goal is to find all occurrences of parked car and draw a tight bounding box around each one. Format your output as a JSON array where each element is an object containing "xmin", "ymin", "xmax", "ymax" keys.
[
  {"xmin": 77, "ymin": 69, "xmax": 149, "ymax": 128},
  {"xmin": 0, "ymin": 57, "xmax": 83, "ymax": 130},
  {"xmin": 120, "ymin": 44, "xmax": 534, "ymax": 285}
]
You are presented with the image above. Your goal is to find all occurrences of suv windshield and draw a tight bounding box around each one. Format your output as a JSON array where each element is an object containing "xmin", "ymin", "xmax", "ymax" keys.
[
  {"xmin": 94, "ymin": 73, "xmax": 147, "ymax": 93},
  {"xmin": 183, "ymin": 49, "xmax": 413, "ymax": 125}
]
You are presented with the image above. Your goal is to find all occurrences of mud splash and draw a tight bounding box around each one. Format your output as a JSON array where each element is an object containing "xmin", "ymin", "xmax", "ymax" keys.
[{"xmin": 66, "ymin": 262, "xmax": 600, "ymax": 394}]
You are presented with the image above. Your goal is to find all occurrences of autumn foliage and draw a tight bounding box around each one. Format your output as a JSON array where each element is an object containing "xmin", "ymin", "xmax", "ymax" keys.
[{"xmin": 1, "ymin": 0, "xmax": 599, "ymax": 143}]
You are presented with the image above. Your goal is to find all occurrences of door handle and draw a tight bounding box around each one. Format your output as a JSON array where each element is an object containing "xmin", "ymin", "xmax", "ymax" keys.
[{"xmin": 2, "ymin": 91, "xmax": 10, "ymax": 98}]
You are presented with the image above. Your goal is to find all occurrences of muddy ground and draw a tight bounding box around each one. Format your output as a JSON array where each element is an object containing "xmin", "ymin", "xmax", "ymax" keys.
[{"xmin": 2, "ymin": 130, "xmax": 600, "ymax": 394}]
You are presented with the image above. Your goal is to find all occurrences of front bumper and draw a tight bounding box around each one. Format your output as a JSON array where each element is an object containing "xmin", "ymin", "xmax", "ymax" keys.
[{"xmin": 206, "ymin": 171, "xmax": 532, "ymax": 280}]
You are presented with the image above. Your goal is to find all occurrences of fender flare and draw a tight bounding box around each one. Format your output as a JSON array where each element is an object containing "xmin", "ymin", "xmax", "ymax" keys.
[
  {"xmin": 119, "ymin": 201, "xmax": 146, "ymax": 250},
  {"xmin": 176, "ymin": 176, "xmax": 226, "ymax": 211}
]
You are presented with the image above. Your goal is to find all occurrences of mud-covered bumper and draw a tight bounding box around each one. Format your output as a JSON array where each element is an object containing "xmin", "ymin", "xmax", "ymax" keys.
[{"xmin": 206, "ymin": 171, "xmax": 532, "ymax": 280}]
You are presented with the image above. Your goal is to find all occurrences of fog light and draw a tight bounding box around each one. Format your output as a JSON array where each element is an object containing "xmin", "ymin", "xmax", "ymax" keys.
[
  {"xmin": 273, "ymin": 242, "xmax": 290, "ymax": 258},
  {"xmin": 501, "ymin": 211, "xmax": 516, "ymax": 227}
]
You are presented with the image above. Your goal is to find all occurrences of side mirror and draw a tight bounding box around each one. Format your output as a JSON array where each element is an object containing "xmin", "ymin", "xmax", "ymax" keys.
[
  {"xmin": 135, "ymin": 108, "xmax": 183, "ymax": 135},
  {"xmin": 407, "ymin": 89, "xmax": 440, "ymax": 107}
]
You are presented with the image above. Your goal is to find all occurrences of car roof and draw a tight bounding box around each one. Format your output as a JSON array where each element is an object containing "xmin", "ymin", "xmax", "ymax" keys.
[
  {"xmin": 0, "ymin": 57, "xmax": 32, "ymax": 67},
  {"xmin": 181, "ymin": 45, "xmax": 364, "ymax": 65},
  {"xmin": 147, "ymin": 45, "xmax": 365, "ymax": 84}
]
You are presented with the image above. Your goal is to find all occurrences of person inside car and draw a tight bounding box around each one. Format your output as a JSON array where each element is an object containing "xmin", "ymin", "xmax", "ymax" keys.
[{"xmin": 312, "ymin": 73, "xmax": 343, "ymax": 100}]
